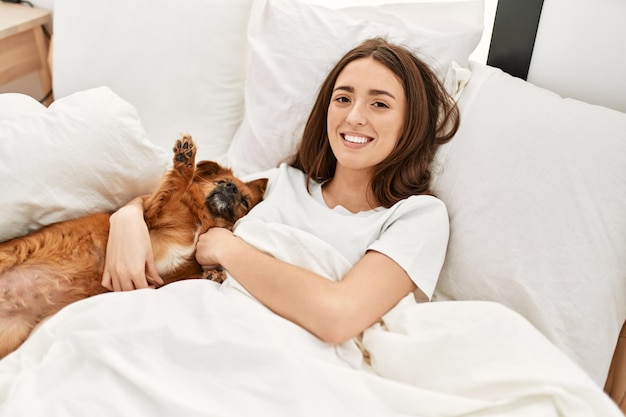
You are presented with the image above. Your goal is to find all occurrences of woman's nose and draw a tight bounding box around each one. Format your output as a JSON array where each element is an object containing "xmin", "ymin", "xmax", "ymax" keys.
[{"xmin": 346, "ymin": 103, "xmax": 367, "ymax": 126}]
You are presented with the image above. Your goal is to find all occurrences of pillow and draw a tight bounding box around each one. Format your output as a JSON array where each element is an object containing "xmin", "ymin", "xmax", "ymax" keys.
[
  {"xmin": 0, "ymin": 87, "xmax": 170, "ymax": 242},
  {"xmin": 0, "ymin": 93, "xmax": 44, "ymax": 118},
  {"xmin": 432, "ymin": 62, "xmax": 626, "ymax": 387},
  {"xmin": 227, "ymin": 0, "xmax": 484, "ymax": 176},
  {"xmin": 53, "ymin": 0, "xmax": 254, "ymax": 163}
]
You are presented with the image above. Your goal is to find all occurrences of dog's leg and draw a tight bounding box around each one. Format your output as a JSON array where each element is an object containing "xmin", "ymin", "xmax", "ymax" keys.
[
  {"xmin": 0, "ymin": 319, "xmax": 33, "ymax": 359},
  {"xmin": 202, "ymin": 267, "xmax": 227, "ymax": 284},
  {"xmin": 170, "ymin": 134, "xmax": 197, "ymax": 184},
  {"xmin": 144, "ymin": 135, "xmax": 197, "ymax": 221},
  {"xmin": 0, "ymin": 265, "xmax": 31, "ymax": 357}
]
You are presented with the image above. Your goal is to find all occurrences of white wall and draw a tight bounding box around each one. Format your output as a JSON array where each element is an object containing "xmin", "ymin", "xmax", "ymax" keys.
[{"xmin": 528, "ymin": 0, "xmax": 626, "ymax": 113}]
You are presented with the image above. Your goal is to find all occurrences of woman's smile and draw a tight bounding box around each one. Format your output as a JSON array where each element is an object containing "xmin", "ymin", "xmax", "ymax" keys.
[{"xmin": 341, "ymin": 133, "xmax": 373, "ymax": 145}]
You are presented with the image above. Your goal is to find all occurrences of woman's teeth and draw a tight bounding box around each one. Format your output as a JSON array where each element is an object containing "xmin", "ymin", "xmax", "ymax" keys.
[{"xmin": 343, "ymin": 135, "xmax": 370, "ymax": 144}]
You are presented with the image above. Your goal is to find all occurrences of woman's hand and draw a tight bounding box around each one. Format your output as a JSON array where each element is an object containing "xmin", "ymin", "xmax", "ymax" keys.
[
  {"xmin": 101, "ymin": 197, "xmax": 164, "ymax": 291},
  {"xmin": 195, "ymin": 227, "xmax": 238, "ymax": 268}
]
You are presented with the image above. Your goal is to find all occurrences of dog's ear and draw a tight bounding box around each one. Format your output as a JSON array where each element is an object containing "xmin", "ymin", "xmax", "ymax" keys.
[
  {"xmin": 195, "ymin": 160, "xmax": 231, "ymax": 179},
  {"xmin": 246, "ymin": 178, "xmax": 268, "ymax": 200}
]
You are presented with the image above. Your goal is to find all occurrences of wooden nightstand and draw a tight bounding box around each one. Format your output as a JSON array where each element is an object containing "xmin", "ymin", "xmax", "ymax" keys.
[{"xmin": 0, "ymin": 2, "xmax": 52, "ymax": 105}]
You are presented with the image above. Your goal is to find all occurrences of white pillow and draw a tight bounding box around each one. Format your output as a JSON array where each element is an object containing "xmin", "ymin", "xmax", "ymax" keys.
[
  {"xmin": 0, "ymin": 93, "xmax": 44, "ymax": 118},
  {"xmin": 53, "ymin": 0, "xmax": 254, "ymax": 163},
  {"xmin": 0, "ymin": 87, "xmax": 170, "ymax": 242},
  {"xmin": 432, "ymin": 62, "xmax": 626, "ymax": 387},
  {"xmin": 227, "ymin": 0, "xmax": 484, "ymax": 176}
]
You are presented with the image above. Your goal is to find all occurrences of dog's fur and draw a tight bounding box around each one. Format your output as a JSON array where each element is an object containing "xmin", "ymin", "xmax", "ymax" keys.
[{"xmin": 0, "ymin": 134, "xmax": 267, "ymax": 359}]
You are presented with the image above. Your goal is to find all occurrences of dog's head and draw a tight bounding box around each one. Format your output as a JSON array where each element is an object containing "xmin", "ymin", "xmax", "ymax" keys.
[{"xmin": 194, "ymin": 161, "xmax": 268, "ymax": 227}]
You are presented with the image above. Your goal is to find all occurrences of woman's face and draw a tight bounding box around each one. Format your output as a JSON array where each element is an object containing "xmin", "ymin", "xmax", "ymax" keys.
[{"xmin": 327, "ymin": 57, "xmax": 406, "ymax": 175}]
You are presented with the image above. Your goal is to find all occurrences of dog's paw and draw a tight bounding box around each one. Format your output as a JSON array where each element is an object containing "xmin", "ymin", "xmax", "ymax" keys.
[
  {"xmin": 173, "ymin": 135, "xmax": 196, "ymax": 167},
  {"xmin": 202, "ymin": 267, "xmax": 226, "ymax": 284}
]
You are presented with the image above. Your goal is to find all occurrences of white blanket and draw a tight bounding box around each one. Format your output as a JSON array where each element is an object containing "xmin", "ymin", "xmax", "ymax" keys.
[{"xmin": 0, "ymin": 222, "xmax": 620, "ymax": 416}]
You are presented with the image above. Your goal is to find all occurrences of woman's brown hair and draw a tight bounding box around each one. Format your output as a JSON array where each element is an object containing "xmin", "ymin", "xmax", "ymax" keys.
[{"xmin": 291, "ymin": 38, "xmax": 460, "ymax": 208}]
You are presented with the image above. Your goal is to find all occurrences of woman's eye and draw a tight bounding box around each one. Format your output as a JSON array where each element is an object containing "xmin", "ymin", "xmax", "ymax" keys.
[
  {"xmin": 334, "ymin": 96, "xmax": 350, "ymax": 103},
  {"xmin": 373, "ymin": 101, "xmax": 389, "ymax": 109}
]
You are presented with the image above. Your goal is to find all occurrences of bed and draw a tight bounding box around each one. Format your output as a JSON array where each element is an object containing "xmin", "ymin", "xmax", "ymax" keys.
[{"xmin": 0, "ymin": 0, "xmax": 625, "ymax": 415}]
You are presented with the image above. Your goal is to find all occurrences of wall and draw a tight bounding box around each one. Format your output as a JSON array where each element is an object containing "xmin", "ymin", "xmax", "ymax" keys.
[{"xmin": 527, "ymin": 0, "xmax": 626, "ymax": 113}]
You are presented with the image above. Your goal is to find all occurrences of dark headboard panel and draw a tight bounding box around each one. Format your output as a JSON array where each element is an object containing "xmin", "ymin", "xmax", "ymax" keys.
[{"xmin": 487, "ymin": 0, "xmax": 544, "ymax": 80}]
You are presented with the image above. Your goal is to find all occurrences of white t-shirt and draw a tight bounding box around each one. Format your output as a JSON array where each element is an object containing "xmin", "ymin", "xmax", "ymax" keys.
[{"xmin": 236, "ymin": 163, "xmax": 449, "ymax": 299}]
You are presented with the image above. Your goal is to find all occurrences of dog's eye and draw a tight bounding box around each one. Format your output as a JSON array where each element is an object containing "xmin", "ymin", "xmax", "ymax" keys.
[
  {"xmin": 241, "ymin": 198, "xmax": 250, "ymax": 210},
  {"xmin": 216, "ymin": 180, "xmax": 226, "ymax": 185}
]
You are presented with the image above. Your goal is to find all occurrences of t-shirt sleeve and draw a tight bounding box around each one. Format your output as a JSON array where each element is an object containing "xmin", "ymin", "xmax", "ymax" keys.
[{"xmin": 366, "ymin": 196, "xmax": 449, "ymax": 299}]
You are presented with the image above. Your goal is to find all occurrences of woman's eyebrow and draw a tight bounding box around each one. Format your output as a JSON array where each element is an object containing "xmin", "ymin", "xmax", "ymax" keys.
[
  {"xmin": 369, "ymin": 89, "xmax": 396, "ymax": 100},
  {"xmin": 333, "ymin": 86, "xmax": 396, "ymax": 100},
  {"xmin": 333, "ymin": 85, "xmax": 354, "ymax": 93}
]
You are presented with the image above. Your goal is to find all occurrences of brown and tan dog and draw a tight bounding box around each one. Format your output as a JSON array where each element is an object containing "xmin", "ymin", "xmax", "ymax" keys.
[{"xmin": 0, "ymin": 134, "xmax": 267, "ymax": 358}]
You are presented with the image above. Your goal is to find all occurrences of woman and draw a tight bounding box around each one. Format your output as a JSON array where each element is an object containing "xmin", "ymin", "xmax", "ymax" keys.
[{"xmin": 102, "ymin": 38, "xmax": 459, "ymax": 345}]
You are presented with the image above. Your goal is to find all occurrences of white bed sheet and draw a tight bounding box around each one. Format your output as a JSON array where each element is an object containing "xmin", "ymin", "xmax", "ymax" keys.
[{"xmin": 0, "ymin": 222, "xmax": 620, "ymax": 416}]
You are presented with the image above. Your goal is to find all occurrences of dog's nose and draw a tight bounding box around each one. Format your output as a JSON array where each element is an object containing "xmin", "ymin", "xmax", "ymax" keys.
[{"xmin": 224, "ymin": 182, "xmax": 238, "ymax": 194}]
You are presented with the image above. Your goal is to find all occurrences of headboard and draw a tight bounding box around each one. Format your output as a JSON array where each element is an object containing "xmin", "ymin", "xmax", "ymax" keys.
[
  {"xmin": 486, "ymin": 0, "xmax": 543, "ymax": 80},
  {"xmin": 486, "ymin": 0, "xmax": 626, "ymax": 114}
]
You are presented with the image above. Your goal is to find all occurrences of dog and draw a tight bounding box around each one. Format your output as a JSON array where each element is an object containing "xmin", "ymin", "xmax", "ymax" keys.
[{"xmin": 0, "ymin": 134, "xmax": 267, "ymax": 359}]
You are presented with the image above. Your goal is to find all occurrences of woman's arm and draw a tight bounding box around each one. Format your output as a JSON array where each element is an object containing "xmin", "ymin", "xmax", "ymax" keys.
[
  {"xmin": 196, "ymin": 228, "xmax": 420, "ymax": 344},
  {"xmin": 102, "ymin": 196, "xmax": 164, "ymax": 291}
]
